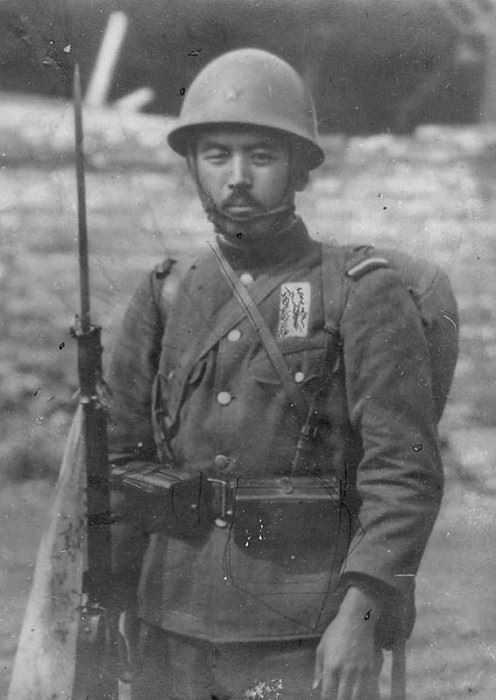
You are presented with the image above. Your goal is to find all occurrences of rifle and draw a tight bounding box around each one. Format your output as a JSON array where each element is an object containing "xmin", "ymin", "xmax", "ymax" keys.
[
  {"xmin": 6, "ymin": 65, "xmax": 120, "ymax": 700},
  {"xmin": 71, "ymin": 64, "xmax": 120, "ymax": 700}
]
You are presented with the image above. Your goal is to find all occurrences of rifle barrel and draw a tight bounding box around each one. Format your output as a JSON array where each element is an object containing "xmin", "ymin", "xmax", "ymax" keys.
[{"xmin": 73, "ymin": 65, "xmax": 91, "ymax": 333}]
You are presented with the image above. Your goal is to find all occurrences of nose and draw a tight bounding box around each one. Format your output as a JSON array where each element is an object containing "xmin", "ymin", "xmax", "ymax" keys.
[{"xmin": 227, "ymin": 153, "xmax": 251, "ymax": 189}]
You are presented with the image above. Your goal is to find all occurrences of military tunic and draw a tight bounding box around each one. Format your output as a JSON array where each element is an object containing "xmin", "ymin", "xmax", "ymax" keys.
[{"xmin": 108, "ymin": 220, "xmax": 443, "ymax": 644}]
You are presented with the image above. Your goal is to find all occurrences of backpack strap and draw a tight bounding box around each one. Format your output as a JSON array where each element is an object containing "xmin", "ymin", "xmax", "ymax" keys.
[
  {"xmin": 150, "ymin": 256, "xmax": 196, "ymax": 327},
  {"xmin": 320, "ymin": 243, "xmax": 390, "ymax": 336},
  {"xmin": 320, "ymin": 242, "xmax": 459, "ymax": 423}
]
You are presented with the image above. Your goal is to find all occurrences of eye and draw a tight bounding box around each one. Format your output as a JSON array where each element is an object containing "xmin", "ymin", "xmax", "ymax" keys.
[
  {"xmin": 250, "ymin": 150, "xmax": 277, "ymax": 165},
  {"xmin": 201, "ymin": 148, "xmax": 229, "ymax": 163}
]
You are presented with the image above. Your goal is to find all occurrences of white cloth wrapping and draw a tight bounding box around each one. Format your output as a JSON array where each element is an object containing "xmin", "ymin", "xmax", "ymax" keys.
[{"xmin": 8, "ymin": 406, "xmax": 86, "ymax": 700}]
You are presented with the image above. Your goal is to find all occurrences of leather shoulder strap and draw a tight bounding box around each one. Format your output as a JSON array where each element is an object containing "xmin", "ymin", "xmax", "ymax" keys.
[{"xmin": 321, "ymin": 244, "xmax": 349, "ymax": 335}]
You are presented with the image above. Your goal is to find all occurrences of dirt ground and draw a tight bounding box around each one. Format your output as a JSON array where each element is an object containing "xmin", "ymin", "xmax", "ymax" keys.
[{"xmin": 1, "ymin": 97, "xmax": 495, "ymax": 698}]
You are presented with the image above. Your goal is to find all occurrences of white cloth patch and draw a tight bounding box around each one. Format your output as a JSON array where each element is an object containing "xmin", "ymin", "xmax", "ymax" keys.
[{"xmin": 278, "ymin": 282, "xmax": 311, "ymax": 338}]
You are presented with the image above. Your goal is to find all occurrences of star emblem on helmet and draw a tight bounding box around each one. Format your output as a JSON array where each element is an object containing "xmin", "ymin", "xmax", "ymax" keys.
[{"xmin": 224, "ymin": 87, "xmax": 242, "ymax": 101}]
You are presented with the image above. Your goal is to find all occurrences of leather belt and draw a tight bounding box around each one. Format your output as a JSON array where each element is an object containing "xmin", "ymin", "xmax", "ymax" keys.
[
  {"xmin": 207, "ymin": 474, "xmax": 341, "ymax": 528},
  {"xmin": 112, "ymin": 462, "xmax": 341, "ymax": 524}
]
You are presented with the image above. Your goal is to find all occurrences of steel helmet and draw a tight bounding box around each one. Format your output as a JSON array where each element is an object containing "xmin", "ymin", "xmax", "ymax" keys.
[{"xmin": 167, "ymin": 48, "xmax": 324, "ymax": 170}]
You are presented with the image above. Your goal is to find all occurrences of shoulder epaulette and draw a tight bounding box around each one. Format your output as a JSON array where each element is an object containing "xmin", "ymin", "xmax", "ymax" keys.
[{"xmin": 345, "ymin": 256, "xmax": 390, "ymax": 281}]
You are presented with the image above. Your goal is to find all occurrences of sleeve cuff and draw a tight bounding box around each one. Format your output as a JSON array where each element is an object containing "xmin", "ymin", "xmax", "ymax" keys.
[{"xmin": 340, "ymin": 572, "xmax": 400, "ymax": 607}]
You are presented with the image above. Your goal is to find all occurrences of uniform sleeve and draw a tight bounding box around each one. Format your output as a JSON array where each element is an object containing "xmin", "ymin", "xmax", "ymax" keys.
[
  {"xmin": 418, "ymin": 268, "xmax": 459, "ymax": 422},
  {"xmin": 106, "ymin": 270, "xmax": 164, "ymax": 460},
  {"xmin": 105, "ymin": 271, "xmax": 165, "ymax": 607},
  {"xmin": 339, "ymin": 267, "xmax": 444, "ymax": 598}
]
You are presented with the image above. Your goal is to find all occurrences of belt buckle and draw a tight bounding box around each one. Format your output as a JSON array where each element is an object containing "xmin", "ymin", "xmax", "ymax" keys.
[{"xmin": 207, "ymin": 477, "xmax": 232, "ymax": 529}]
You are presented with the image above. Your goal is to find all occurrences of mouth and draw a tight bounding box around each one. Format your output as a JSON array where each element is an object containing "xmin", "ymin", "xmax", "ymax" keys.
[
  {"xmin": 222, "ymin": 198, "xmax": 263, "ymax": 218},
  {"xmin": 225, "ymin": 204, "xmax": 258, "ymax": 215}
]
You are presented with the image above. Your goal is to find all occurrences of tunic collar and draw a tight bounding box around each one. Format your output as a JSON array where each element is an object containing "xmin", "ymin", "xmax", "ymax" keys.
[{"xmin": 215, "ymin": 217, "xmax": 315, "ymax": 273}]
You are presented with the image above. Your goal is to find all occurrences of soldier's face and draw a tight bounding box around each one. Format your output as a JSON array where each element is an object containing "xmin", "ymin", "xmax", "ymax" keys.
[{"xmin": 195, "ymin": 129, "xmax": 291, "ymax": 218}]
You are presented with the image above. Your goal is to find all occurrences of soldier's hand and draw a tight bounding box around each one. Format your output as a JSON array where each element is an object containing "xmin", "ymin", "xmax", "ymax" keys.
[{"xmin": 313, "ymin": 586, "xmax": 381, "ymax": 700}]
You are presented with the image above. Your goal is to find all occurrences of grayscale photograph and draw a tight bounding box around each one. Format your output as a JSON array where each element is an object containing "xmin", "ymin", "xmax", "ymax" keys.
[{"xmin": 1, "ymin": 1, "xmax": 494, "ymax": 699}]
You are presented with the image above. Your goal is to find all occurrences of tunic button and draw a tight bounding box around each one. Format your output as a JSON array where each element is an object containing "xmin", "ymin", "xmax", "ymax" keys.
[
  {"xmin": 227, "ymin": 329, "xmax": 241, "ymax": 342},
  {"xmin": 214, "ymin": 454, "xmax": 230, "ymax": 469},
  {"xmin": 240, "ymin": 273, "xmax": 254, "ymax": 286},
  {"xmin": 294, "ymin": 371, "xmax": 305, "ymax": 383},
  {"xmin": 217, "ymin": 391, "xmax": 232, "ymax": 406}
]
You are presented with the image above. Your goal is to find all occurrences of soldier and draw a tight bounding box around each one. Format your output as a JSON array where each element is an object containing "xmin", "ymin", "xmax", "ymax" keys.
[{"xmin": 108, "ymin": 49, "xmax": 447, "ymax": 700}]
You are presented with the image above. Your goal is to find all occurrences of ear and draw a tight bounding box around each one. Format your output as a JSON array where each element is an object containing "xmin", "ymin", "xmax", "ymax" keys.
[
  {"xmin": 288, "ymin": 139, "xmax": 310, "ymax": 192},
  {"xmin": 185, "ymin": 140, "xmax": 199, "ymax": 175},
  {"xmin": 293, "ymin": 166, "xmax": 309, "ymax": 192}
]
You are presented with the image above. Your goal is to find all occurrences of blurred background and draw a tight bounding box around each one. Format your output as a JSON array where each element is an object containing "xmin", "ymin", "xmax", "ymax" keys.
[
  {"xmin": 0, "ymin": 0, "xmax": 493, "ymax": 131},
  {"xmin": 1, "ymin": 0, "xmax": 495, "ymax": 697}
]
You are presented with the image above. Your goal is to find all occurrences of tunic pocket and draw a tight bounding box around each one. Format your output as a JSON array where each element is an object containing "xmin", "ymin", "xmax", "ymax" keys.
[{"xmin": 249, "ymin": 342, "xmax": 328, "ymax": 392}]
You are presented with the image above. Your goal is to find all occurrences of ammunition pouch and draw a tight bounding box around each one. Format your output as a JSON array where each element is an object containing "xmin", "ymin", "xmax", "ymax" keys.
[
  {"xmin": 111, "ymin": 461, "xmax": 216, "ymax": 539},
  {"xmin": 111, "ymin": 462, "xmax": 350, "ymax": 559},
  {"xmin": 229, "ymin": 475, "xmax": 347, "ymax": 557}
]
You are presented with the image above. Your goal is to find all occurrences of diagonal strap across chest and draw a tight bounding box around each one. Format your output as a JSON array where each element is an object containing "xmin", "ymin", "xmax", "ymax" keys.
[
  {"xmin": 209, "ymin": 245, "xmax": 310, "ymax": 426},
  {"xmin": 160, "ymin": 244, "xmax": 308, "ymax": 405}
]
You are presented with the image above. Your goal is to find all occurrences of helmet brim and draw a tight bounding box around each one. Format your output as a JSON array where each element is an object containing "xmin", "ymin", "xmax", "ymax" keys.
[{"xmin": 167, "ymin": 121, "xmax": 325, "ymax": 171}]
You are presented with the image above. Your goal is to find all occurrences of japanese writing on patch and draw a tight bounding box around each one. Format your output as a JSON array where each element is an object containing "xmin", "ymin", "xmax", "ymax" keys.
[{"xmin": 278, "ymin": 282, "xmax": 311, "ymax": 338}]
